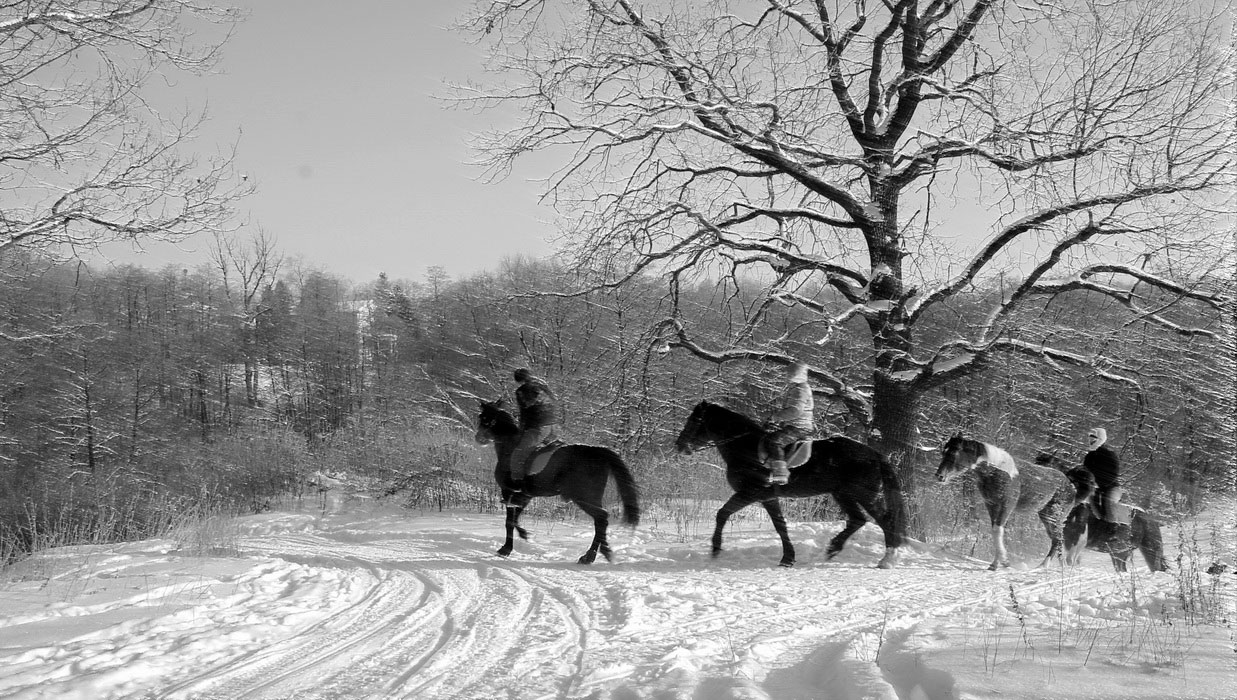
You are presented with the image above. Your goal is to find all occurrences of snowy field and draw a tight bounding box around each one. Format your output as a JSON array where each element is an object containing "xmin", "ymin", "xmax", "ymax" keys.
[{"xmin": 1, "ymin": 484, "xmax": 1233, "ymax": 700}]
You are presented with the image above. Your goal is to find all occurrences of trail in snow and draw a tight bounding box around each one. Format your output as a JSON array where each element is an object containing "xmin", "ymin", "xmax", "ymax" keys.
[{"xmin": 1, "ymin": 492, "xmax": 1231, "ymax": 700}]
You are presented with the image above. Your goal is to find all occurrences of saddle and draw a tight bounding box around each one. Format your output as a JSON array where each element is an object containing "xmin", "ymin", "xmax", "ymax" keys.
[
  {"xmin": 784, "ymin": 441, "xmax": 812, "ymax": 469},
  {"xmin": 1087, "ymin": 494, "xmax": 1135, "ymax": 525},
  {"xmin": 524, "ymin": 439, "xmax": 566, "ymax": 478}
]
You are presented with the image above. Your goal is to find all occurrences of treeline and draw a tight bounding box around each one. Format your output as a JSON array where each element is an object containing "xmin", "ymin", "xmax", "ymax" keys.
[{"xmin": 1, "ymin": 249, "xmax": 1231, "ymax": 556}]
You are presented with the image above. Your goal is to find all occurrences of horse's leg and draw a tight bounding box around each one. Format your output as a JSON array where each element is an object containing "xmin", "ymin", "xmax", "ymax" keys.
[
  {"xmin": 989, "ymin": 523, "xmax": 1010, "ymax": 570},
  {"xmin": 825, "ymin": 497, "xmax": 868, "ymax": 561},
  {"xmin": 1037, "ymin": 501, "xmax": 1066, "ymax": 568},
  {"xmin": 1109, "ymin": 550, "xmax": 1130, "ymax": 573},
  {"xmin": 497, "ymin": 504, "xmax": 521, "ymax": 557},
  {"xmin": 761, "ymin": 499, "xmax": 795, "ymax": 568},
  {"xmin": 575, "ymin": 501, "xmax": 610, "ymax": 565},
  {"xmin": 1065, "ymin": 520, "xmax": 1086, "ymax": 566},
  {"xmin": 983, "ymin": 497, "xmax": 1012, "ymax": 570},
  {"xmin": 1134, "ymin": 516, "xmax": 1169, "ymax": 572},
  {"xmin": 712, "ymin": 492, "xmax": 759, "ymax": 558},
  {"xmin": 1063, "ymin": 506, "xmax": 1086, "ymax": 566},
  {"xmin": 868, "ymin": 499, "xmax": 903, "ymax": 570}
]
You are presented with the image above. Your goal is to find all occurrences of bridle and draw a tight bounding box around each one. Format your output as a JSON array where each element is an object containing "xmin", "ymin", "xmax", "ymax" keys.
[
  {"xmin": 679, "ymin": 415, "xmax": 757, "ymax": 454},
  {"xmin": 938, "ymin": 440, "xmax": 982, "ymax": 479}
]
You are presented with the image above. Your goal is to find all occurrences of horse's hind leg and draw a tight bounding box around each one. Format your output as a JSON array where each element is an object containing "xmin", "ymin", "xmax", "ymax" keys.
[
  {"xmin": 1135, "ymin": 516, "xmax": 1169, "ymax": 572},
  {"xmin": 761, "ymin": 499, "xmax": 795, "ymax": 568},
  {"xmin": 575, "ymin": 501, "xmax": 610, "ymax": 565},
  {"xmin": 826, "ymin": 497, "xmax": 868, "ymax": 562},
  {"xmin": 712, "ymin": 492, "xmax": 758, "ymax": 559}
]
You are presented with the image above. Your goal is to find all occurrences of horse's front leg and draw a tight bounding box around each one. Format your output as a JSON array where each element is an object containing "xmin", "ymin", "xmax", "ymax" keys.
[
  {"xmin": 983, "ymin": 494, "xmax": 1012, "ymax": 570},
  {"xmin": 1037, "ymin": 504, "xmax": 1066, "ymax": 568},
  {"xmin": 761, "ymin": 498, "xmax": 795, "ymax": 567},
  {"xmin": 497, "ymin": 503, "xmax": 523, "ymax": 557},
  {"xmin": 712, "ymin": 492, "xmax": 758, "ymax": 558},
  {"xmin": 1063, "ymin": 507, "xmax": 1087, "ymax": 566},
  {"xmin": 989, "ymin": 523, "xmax": 1010, "ymax": 570}
]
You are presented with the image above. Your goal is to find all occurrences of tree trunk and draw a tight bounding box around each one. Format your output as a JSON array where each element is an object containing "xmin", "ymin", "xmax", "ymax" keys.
[{"xmin": 871, "ymin": 375, "xmax": 921, "ymax": 490}]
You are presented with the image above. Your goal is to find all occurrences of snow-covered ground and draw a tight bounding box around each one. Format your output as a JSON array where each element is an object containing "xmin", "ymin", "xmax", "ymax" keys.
[{"xmin": 1, "ymin": 485, "xmax": 1233, "ymax": 700}]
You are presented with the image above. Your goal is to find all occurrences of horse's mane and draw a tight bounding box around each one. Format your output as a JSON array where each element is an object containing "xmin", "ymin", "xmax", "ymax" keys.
[
  {"xmin": 696, "ymin": 400, "xmax": 762, "ymax": 432},
  {"xmin": 480, "ymin": 401, "xmax": 519, "ymax": 435},
  {"xmin": 945, "ymin": 435, "xmax": 1019, "ymax": 476}
]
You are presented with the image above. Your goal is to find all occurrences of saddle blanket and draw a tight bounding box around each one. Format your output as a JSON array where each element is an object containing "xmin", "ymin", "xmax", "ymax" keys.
[
  {"xmin": 785, "ymin": 441, "xmax": 812, "ymax": 469},
  {"xmin": 527, "ymin": 440, "xmax": 565, "ymax": 476}
]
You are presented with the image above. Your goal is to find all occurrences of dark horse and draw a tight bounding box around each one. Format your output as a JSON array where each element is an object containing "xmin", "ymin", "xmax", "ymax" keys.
[
  {"xmin": 1059, "ymin": 467, "xmax": 1168, "ymax": 572},
  {"xmin": 474, "ymin": 400, "xmax": 640, "ymax": 564},
  {"xmin": 936, "ymin": 435, "xmax": 1083, "ymax": 570},
  {"xmin": 674, "ymin": 401, "xmax": 907, "ymax": 568}
]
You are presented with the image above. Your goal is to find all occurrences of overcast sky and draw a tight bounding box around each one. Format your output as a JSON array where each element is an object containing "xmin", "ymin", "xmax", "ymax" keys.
[{"xmin": 97, "ymin": 1, "xmax": 554, "ymax": 284}]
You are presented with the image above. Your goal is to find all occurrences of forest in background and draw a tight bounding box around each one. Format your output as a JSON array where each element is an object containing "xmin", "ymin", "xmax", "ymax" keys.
[{"xmin": 2, "ymin": 243, "xmax": 1231, "ymax": 561}]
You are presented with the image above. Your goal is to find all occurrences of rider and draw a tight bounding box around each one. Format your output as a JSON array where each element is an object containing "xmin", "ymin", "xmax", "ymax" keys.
[
  {"xmin": 762, "ymin": 361, "xmax": 814, "ymax": 486},
  {"xmin": 1082, "ymin": 427, "xmax": 1122, "ymax": 523},
  {"xmin": 508, "ymin": 368, "xmax": 561, "ymax": 495}
]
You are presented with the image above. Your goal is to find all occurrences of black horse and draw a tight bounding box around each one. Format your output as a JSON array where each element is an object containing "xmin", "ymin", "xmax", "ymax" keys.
[
  {"xmin": 474, "ymin": 400, "xmax": 640, "ymax": 564},
  {"xmin": 1059, "ymin": 468, "xmax": 1168, "ymax": 572},
  {"xmin": 674, "ymin": 401, "xmax": 907, "ymax": 568}
]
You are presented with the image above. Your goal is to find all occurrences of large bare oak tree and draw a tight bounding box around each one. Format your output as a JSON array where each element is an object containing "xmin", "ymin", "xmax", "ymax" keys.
[{"xmin": 460, "ymin": 0, "xmax": 1234, "ymax": 482}]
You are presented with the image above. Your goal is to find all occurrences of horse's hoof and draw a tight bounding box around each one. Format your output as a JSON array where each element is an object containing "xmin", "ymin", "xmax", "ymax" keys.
[
  {"xmin": 876, "ymin": 549, "xmax": 899, "ymax": 569},
  {"xmin": 825, "ymin": 547, "xmax": 841, "ymax": 561},
  {"xmin": 496, "ymin": 548, "xmax": 512, "ymax": 558},
  {"xmin": 600, "ymin": 545, "xmax": 613, "ymax": 563},
  {"xmin": 578, "ymin": 553, "xmax": 596, "ymax": 565},
  {"xmin": 517, "ymin": 528, "xmax": 530, "ymax": 541},
  {"xmin": 711, "ymin": 548, "xmax": 722, "ymax": 558},
  {"xmin": 778, "ymin": 560, "xmax": 794, "ymax": 568}
]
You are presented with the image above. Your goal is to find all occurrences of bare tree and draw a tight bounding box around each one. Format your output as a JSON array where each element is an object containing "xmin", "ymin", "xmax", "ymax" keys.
[
  {"xmin": 0, "ymin": 1, "xmax": 250, "ymax": 258},
  {"xmin": 461, "ymin": 0, "xmax": 1234, "ymax": 483},
  {"xmin": 211, "ymin": 228, "xmax": 283, "ymax": 406}
]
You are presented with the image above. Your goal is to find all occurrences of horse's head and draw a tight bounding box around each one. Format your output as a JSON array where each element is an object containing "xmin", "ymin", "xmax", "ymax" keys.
[
  {"xmin": 674, "ymin": 401, "xmax": 760, "ymax": 455},
  {"xmin": 674, "ymin": 401, "xmax": 712, "ymax": 455},
  {"xmin": 935, "ymin": 433, "xmax": 981, "ymax": 483},
  {"xmin": 475, "ymin": 399, "xmax": 518, "ymax": 445}
]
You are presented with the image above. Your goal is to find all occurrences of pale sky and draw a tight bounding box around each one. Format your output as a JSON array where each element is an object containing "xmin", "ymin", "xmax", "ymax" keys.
[{"xmin": 98, "ymin": 1, "xmax": 555, "ymax": 284}]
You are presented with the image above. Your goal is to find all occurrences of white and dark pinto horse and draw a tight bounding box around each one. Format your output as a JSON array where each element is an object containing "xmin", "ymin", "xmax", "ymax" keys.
[
  {"xmin": 935, "ymin": 435, "xmax": 1083, "ymax": 571},
  {"xmin": 1057, "ymin": 463, "xmax": 1169, "ymax": 572}
]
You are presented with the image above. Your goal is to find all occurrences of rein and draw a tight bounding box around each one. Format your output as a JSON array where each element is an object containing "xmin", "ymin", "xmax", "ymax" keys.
[{"xmin": 683, "ymin": 430, "xmax": 755, "ymax": 454}]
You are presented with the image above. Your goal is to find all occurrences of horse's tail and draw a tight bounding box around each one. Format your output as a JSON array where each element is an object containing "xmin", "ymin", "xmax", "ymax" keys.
[
  {"xmin": 603, "ymin": 449, "xmax": 641, "ymax": 527},
  {"xmin": 878, "ymin": 457, "xmax": 908, "ymax": 548}
]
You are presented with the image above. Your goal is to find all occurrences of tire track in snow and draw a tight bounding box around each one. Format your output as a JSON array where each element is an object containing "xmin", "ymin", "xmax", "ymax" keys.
[
  {"xmin": 165, "ymin": 527, "xmax": 591, "ymax": 700},
  {"xmin": 126, "ymin": 512, "xmax": 1120, "ymax": 700},
  {"xmin": 556, "ymin": 561, "xmax": 1115, "ymax": 699},
  {"xmin": 395, "ymin": 563, "xmax": 599, "ymax": 700},
  {"xmin": 164, "ymin": 551, "xmax": 442, "ymax": 699}
]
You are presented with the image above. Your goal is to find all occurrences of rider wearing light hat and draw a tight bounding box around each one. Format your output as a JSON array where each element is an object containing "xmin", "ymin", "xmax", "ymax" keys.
[{"xmin": 1082, "ymin": 427, "xmax": 1122, "ymax": 522}]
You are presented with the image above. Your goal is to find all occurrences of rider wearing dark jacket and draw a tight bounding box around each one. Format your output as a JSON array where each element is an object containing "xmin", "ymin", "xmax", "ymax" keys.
[
  {"xmin": 508, "ymin": 368, "xmax": 561, "ymax": 493},
  {"xmin": 1083, "ymin": 427, "xmax": 1122, "ymax": 522}
]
